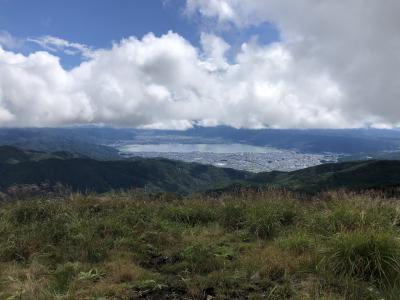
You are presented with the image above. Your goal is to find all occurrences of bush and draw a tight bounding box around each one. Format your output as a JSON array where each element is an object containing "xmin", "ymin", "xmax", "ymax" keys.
[
  {"xmin": 220, "ymin": 203, "xmax": 247, "ymax": 231},
  {"xmin": 52, "ymin": 262, "xmax": 78, "ymax": 293},
  {"xmin": 10, "ymin": 203, "xmax": 51, "ymax": 225},
  {"xmin": 0, "ymin": 233, "xmax": 31, "ymax": 262},
  {"xmin": 245, "ymin": 208, "xmax": 281, "ymax": 239},
  {"xmin": 244, "ymin": 201, "xmax": 299, "ymax": 239},
  {"xmin": 321, "ymin": 230, "xmax": 400, "ymax": 285},
  {"xmin": 161, "ymin": 204, "xmax": 217, "ymax": 226},
  {"xmin": 277, "ymin": 232, "xmax": 313, "ymax": 254},
  {"xmin": 179, "ymin": 244, "xmax": 224, "ymax": 274},
  {"xmin": 307, "ymin": 200, "xmax": 400, "ymax": 235}
]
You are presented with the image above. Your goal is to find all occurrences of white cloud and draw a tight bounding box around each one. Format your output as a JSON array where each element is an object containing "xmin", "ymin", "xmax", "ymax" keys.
[
  {"xmin": 28, "ymin": 35, "xmax": 92, "ymax": 57},
  {"xmin": 185, "ymin": 0, "xmax": 400, "ymax": 127},
  {"xmin": 200, "ymin": 33, "xmax": 230, "ymax": 71},
  {"xmin": 0, "ymin": 30, "xmax": 22, "ymax": 49},
  {"xmin": 0, "ymin": 0, "xmax": 400, "ymax": 130},
  {"xmin": 0, "ymin": 32, "xmax": 351, "ymax": 129},
  {"xmin": 186, "ymin": 0, "xmax": 236, "ymax": 23}
]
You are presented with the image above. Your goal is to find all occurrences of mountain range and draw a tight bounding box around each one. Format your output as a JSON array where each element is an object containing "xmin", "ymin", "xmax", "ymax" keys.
[
  {"xmin": 2, "ymin": 127, "xmax": 400, "ymax": 156},
  {"xmin": 1, "ymin": 146, "xmax": 399, "ymax": 199}
]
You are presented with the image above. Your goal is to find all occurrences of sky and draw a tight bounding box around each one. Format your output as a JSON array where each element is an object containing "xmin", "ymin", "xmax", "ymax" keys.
[{"xmin": 0, "ymin": 0, "xmax": 399, "ymax": 129}]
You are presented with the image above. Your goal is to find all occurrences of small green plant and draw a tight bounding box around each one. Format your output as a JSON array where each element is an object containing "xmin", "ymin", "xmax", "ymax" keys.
[
  {"xmin": 78, "ymin": 268, "xmax": 105, "ymax": 282},
  {"xmin": 132, "ymin": 279, "xmax": 170, "ymax": 298}
]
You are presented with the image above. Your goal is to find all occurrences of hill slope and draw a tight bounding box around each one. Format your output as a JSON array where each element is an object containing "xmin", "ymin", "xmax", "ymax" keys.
[
  {"xmin": 0, "ymin": 129, "xmax": 121, "ymax": 160},
  {"xmin": 0, "ymin": 156, "xmax": 250, "ymax": 195},
  {"xmin": 249, "ymin": 160, "xmax": 400, "ymax": 192},
  {"xmin": 0, "ymin": 146, "xmax": 85, "ymax": 164}
]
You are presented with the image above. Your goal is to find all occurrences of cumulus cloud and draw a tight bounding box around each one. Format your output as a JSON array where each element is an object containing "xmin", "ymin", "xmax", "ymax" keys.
[
  {"xmin": 0, "ymin": 0, "xmax": 399, "ymax": 129},
  {"xmin": 185, "ymin": 0, "xmax": 400, "ymax": 127},
  {"xmin": 0, "ymin": 32, "xmax": 348, "ymax": 128}
]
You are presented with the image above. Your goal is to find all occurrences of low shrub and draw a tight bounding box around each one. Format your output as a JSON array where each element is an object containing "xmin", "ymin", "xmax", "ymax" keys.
[
  {"xmin": 161, "ymin": 204, "xmax": 217, "ymax": 226},
  {"xmin": 220, "ymin": 203, "xmax": 247, "ymax": 231},
  {"xmin": 277, "ymin": 232, "xmax": 314, "ymax": 254},
  {"xmin": 244, "ymin": 200, "xmax": 299, "ymax": 239},
  {"xmin": 178, "ymin": 244, "xmax": 225, "ymax": 274},
  {"xmin": 52, "ymin": 262, "xmax": 79, "ymax": 294},
  {"xmin": 321, "ymin": 230, "xmax": 400, "ymax": 286}
]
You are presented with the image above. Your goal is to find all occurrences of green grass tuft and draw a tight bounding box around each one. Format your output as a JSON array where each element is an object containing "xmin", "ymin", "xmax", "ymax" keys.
[{"xmin": 321, "ymin": 230, "xmax": 400, "ymax": 285}]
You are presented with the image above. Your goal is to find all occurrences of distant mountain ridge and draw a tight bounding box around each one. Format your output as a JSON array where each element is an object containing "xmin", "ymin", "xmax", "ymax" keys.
[
  {"xmin": 1, "ymin": 146, "xmax": 400, "ymax": 198},
  {"xmin": 174, "ymin": 126, "xmax": 400, "ymax": 154},
  {"xmin": 0, "ymin": 146, "xmax": 85, "ymax": 164},
  {"xmin": 2, "ymin": 127, "xmax": 400, "ymax": 158},
  {"xmin": 0, "ymin": 128, "xmax": 122, "ymax": 160}
]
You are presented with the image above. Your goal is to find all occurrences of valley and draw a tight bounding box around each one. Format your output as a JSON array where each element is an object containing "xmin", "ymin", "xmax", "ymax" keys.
[{"xmin": 117, "ymin": 143, "xmax": 338, "ymax": 173}]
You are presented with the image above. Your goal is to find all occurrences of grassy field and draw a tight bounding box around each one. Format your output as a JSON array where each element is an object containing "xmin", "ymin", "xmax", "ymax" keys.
[{"xmin": 1, "ymin": 190, "xmax": 400, "ymax": 299}]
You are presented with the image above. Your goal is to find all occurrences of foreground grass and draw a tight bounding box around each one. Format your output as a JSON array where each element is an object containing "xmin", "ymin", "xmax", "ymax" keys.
[{"xmin": 1, "ymin": 191, "xmax": 400, "ymax": 299}]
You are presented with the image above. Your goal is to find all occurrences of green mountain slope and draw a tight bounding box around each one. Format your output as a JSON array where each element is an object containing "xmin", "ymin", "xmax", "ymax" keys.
[
  {"xmin": 249, "ymin": 160, "xmax": 400, "ymax": 192},
  {"xmin": 0, "ymin": 156, "xmax": 250, "ymax": 195},
  {"xmin": 0, "ymin": 146, "xmax": 85, "ymax": 164}
]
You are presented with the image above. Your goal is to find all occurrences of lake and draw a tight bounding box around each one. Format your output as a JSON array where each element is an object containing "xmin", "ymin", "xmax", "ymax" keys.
[{"xmin": 119, "ymin": 143, "xmax": 278, "ymax": 154}]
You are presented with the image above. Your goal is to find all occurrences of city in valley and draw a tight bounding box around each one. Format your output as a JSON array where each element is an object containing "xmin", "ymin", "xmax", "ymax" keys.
[{"xmin": 118, "ymin": 143, "xmax": 338, "ymax": 173}]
